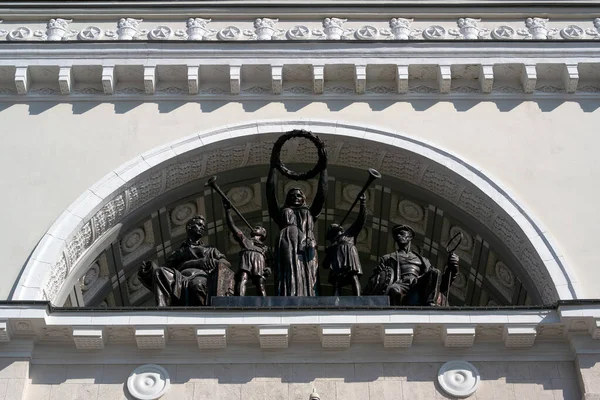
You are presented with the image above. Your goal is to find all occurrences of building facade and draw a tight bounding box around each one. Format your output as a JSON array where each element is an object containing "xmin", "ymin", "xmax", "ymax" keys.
[{"xmin": 0, "ymin": 0, "xmax": 599, "ymax": 399}]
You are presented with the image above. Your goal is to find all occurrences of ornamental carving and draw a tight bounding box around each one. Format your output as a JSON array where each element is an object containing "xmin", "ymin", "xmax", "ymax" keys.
[
  {"xmin": 355, "ymin": 25, "xmax": 379, "ymax": 40},
  {"xmin": 450, "ymin": 18, "xmax": 489, "ymax": 39},
  {"xmin": 319, "ymin": 17, "xmax": 352, "ymax": 40},
  {"xmin": 586, "ymin": 18, "xmax": 600, "ymax": 38},
  {"xmin": 80, "ymin": 262, "xmax": 100, "ymax": 292},
  {"xmin": 388, "ymin": 18, "xmax": 421, "ymax": 40},
  {"xmin": 177, "ymin": 18, "xmax": 215, "ymax": 40},
  {"xmin": 170, "ymin": 202, "xmax": 198, "ymax": 226},
  {"xmin": 518, "ymin": 17, "xmax": 558, "ymax": 39},
  {"xmin": 423, "ymin": 25, "xmax": 447, "ymax": 40},
  {"xmin": 127, "ymin": 365, "xmax": 171, "ymax": 400},
  {"xmin": 218, "ymin": 26, "xmax": 241, "ymax": 40},
  {"xmin": 8, "ymin": 27, "xmax": 32, "ymax": 41},
  {"xmin": 491, "ymin": 25, "xmax": 515, "ymax": 39},
  {"xmin": 115, "ymin": 18, "xmax": 147, "ymax": 40},
  {"xmin": 44, "ymin": 18, "xmax": 75, "ymax": 41},
  {"xmin": 121, "ymin": 227, "xmax": 145, "ymax": 254},
  {"xmin": 287, "ymin": 25, "xmax": 311, "ymax": 40},
  {"xmin": 148, "ymin": 26, "xmax": 172, "ymax": 40},
  {"xmin": 437, "ymin": 361, "xmax": 480, "ymax": 398},
  {"xmin": 253, "ymin": 18, "xmax": 282, "ymax": 40},
  {"xmin": 561, "ymin": 25, "xmax": 584, "ymax": 39},
  {"xmin": 78, "ymin": 26, "xmax": 103, "ymax": 40}
]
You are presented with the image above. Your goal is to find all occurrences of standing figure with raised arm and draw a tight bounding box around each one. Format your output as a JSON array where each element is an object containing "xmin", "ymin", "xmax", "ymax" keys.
[
  {"xmin": 323, "ymin": 194, "xmax": 367, "ymax": 296},
  {"xmin": 266, "ymin": 130, "xmax": 328, "ymax": 296},
  {"xmin": 223, "ymin": 199, "xmax": 272, "ymax": 296}
]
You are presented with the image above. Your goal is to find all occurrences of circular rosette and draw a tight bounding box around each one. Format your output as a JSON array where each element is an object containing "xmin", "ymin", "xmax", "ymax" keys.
[
  {"xmin": 127, "ymin": 364, "xmax": 170, "ymax": 400},
  {"xmin": 271, "ymin": 129, "xmax": 327, "ymax": 181},
  {"xmin": 437, "ymin": 360, "xmax": 480, "ymax": 398}
]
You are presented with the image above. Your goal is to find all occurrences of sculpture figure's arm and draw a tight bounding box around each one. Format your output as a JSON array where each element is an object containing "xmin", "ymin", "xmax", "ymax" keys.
[
  {"xmin": 310, "ymin": 168, "xmax": 328, "ymax": 218},
  {"xmin": 224, "ymin": 203, "xmax": 244, "ymax": 245},
  {"xmin": 346, "ymin": 194, "xmax": 367, "ymax": 238},
  {"xmin": 266, "ymin": 166, "xmax": 282, "ymax": 226}
]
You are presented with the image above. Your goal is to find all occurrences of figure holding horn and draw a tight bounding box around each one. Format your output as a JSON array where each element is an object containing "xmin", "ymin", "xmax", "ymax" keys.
[
  {"xmin": 266, "ymin": 130, "xmax": 328, "ymax": 297},
  {"xmin": 322, "ymin": 168, "xmax": 380, "ymax": 296},
  {"xmin": 205, "ymin": 176, "xmax": 272, "ymax": 296},
  {"xmin": 223, "ymin": 200, "xmax": 272, "ymax": 297},
  {"xmin": 323, "ymin": 193, "xmax": 367, "ymax": 296}
]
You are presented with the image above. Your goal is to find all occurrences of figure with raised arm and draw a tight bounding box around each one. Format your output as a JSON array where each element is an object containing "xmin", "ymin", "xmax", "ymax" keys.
[
  {"xmin": 323, "ymin": 194, "xmax": 367, "ymax": 296},
  {"xmin": 223, "ymin": 199, "xmax": 272, "ymax": 296},
  {"xmin": 266, "ymin": 130, "xmax": 328, "ymax": 296}
]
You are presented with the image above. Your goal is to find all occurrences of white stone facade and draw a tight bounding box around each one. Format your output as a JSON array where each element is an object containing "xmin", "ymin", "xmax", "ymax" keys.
[
  {"xmin": 1, "ymin": 0, "xmax": 600, "ymax": 398},
  {"xmin": 0, "ymin": 302, "xmax": 597, "ymax": 399}
]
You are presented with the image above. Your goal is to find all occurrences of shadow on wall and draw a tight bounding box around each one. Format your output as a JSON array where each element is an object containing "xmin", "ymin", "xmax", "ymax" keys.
[
  {"xmin": 18, "ymin": 360, "xmax": 582, "ymax": 399},
  {"xmin": 0, "ymin": 98, "xmax": 597, "ymax": 116}
]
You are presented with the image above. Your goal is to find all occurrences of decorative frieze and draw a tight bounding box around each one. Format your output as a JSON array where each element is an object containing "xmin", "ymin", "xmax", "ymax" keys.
[{"xmin": 0, "ymin": 16, "xmax": 597, "ymax": 43}]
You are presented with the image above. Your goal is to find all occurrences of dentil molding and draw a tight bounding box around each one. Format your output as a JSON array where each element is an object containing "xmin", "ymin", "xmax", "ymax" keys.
[{"xmin": 0, "ymin": 42, "xmax": 600, "ymax": 98}]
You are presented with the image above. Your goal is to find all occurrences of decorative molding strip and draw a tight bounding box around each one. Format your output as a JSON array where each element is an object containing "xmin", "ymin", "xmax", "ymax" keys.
[
  {"xmin": 2, "ymin": 57, "xmax": 600, "ymax": 98},
  {"xmin": 1, "ymin": 305, "xmax": 600, "ymax": 352},
  {"xmin": 0, "ymin": 17, "xmax": 600, "ymax": 42}
]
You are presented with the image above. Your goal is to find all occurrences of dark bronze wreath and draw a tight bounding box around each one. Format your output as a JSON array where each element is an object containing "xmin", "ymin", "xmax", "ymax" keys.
[{"xmin": 270, "ymin": 129, "xmax": 327, "ymax": 181}]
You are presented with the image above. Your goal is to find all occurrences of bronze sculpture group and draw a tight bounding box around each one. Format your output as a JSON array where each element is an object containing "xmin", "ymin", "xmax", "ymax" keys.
[{"xmin": 138, "ymin": 130, "xmax": 459, "ymax": 307}]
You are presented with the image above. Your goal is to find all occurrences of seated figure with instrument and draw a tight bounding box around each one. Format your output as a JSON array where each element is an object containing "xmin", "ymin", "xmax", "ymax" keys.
[{"xmin": 363, "ymin": 224, "xmax": 459, "ymax": 306}]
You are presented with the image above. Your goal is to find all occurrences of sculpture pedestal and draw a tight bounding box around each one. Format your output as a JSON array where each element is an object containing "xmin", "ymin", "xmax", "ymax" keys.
[{"xmin": 210, "ymin": 296, "xmax": 390, "ymax": 308}]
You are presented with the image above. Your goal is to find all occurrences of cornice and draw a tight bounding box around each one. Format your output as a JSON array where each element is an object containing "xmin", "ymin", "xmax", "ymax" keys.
[
  {"xmin": 0, "ymin": 41, "xmax": 599, "ymax": 99},
  {"xmin": 0, "ymin": 303, "xmax": 598, "ymax": 354}
]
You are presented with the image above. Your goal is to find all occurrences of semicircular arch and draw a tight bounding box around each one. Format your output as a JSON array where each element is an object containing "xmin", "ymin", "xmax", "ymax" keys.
[{"xmin": 12, "ymin": 120, "xmax": 580, "ymax": 305}]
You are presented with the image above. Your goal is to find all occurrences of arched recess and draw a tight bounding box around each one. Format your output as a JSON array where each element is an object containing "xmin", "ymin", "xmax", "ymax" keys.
[{"xmin": 12, "ymin": 120, "xmax": 580, "ymax": 305}]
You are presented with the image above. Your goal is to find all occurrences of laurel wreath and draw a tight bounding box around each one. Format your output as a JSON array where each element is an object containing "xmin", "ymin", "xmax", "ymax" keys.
[{"xmin": 270, "ymin": 129, "xmax": 327, "ymax": 180}]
